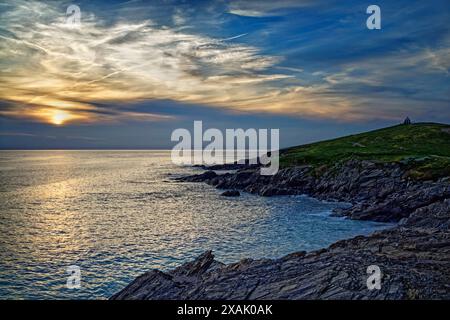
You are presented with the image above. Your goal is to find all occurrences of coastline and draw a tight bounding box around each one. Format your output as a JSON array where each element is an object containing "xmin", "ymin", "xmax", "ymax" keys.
[{"xmin": 111, "ymin": 160, "xmax": 450, "ymax": 299}]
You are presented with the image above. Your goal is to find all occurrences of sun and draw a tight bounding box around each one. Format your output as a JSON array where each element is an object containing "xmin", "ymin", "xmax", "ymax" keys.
[
  {"xmin": 50, "ymin": 110, "xmax": 72, "ymax": 126},
  {"xmin": 33, "ymin": 106, "xmax": 89, "ymax": 125}
]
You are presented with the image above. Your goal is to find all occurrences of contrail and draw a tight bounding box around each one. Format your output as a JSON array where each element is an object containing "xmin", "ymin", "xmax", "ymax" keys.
[{"xmin": 220, "ymin": 33, "xmax": 248, "ymax": 42}]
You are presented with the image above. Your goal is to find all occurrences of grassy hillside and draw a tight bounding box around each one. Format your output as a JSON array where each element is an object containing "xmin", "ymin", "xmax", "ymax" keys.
[{"xmin": 280, "ymin": 123, "xmax": 450, "ymax": 180}]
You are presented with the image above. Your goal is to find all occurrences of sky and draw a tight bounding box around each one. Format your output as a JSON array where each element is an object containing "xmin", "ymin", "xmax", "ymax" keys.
[{"xmin": 0, "ymin": 0, "xmax": 449, "ymax": 149}]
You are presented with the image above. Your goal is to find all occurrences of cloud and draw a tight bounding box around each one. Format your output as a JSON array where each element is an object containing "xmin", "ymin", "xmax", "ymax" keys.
[
  {"xmin": 227, "ymin": 0, "xmax": 316, "ymax": 17},
  {"xmin": 0, "ymin": 131, "xmax": 56, "ymax": 139},
  {"xmin": 0, "ymin": 132, "xmax": 37, "ymax": 137},
  {"xmin": 172, "ymin": 8, "xmax": 187, "ymax": 26},
  {"xmin": 0, "ymin": 0, "xmax": 295, "ymax": 124},
  {"xmin": 0, "ymin": 0, "xmax": 449, "ymax": 126}
]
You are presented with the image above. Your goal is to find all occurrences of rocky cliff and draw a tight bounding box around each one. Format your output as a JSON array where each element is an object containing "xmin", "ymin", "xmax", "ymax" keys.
[
  {"xmin": 112, "ymin": 200, "xmax": 450, "ymax": 299},
  {"xmin": 112, "ymin": 123, "xmax": 450, "ymax": 300},
  {"xmin": 180, "ymin": 159, "xmax": 450, "ymax": 222},
  {"xmin": 112, "ymin": 160, "xmax": 450, "ymax": 300}
]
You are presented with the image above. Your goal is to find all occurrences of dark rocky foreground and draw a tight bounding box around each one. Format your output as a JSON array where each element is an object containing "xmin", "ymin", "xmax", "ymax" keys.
[{"xmin": 111, "ymin": 160, "xmax": 450, "ymax": 299}]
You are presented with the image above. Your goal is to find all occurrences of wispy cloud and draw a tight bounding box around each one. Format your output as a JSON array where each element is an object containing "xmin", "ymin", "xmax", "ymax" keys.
[
  {"xmin": 0, "ymin": 131, "xmax": 56, "ymax": 139},
  {"xmin": 227, "ymin": 0, "xmax": 316, "ymax": 17},
  {"xmin": 0, "ymin": 0, "xmax": 449, "ymax": 126},
  {"xmin": 0, "ymin": 0, "xmax": 293, "ymax": 124}
]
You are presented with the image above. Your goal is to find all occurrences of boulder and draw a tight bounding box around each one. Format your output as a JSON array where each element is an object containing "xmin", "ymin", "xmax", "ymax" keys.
[{"xmin": 221, "ymin": 190, "xmax": 240, "ymax": 197}]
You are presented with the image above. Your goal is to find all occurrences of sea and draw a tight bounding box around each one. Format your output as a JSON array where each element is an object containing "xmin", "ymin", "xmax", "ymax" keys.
[{"xmin": 0, "ymin": 150, "xmax": 390, "ymax": 299}]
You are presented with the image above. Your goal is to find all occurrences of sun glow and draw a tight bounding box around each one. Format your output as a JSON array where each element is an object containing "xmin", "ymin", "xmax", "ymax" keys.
[{"xmin": 51, "ymin": 110, "xmax": 71, "ymax": 125}]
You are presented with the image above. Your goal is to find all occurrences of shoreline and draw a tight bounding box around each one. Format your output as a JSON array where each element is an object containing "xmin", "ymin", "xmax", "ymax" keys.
[{"xmin": 111, "ymin": 160, "xmax": 450, "ymax": 299}]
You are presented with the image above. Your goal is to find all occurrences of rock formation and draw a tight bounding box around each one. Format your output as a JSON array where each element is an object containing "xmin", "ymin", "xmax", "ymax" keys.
[{"xmin": 112, "ymin": 160, "xmax": 450, "ymax": 300}]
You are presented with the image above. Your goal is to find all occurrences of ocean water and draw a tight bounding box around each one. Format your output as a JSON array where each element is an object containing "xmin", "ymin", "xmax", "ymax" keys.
[{"xmin": 0, "ymin": 151, "xmax": 390, "ymax": 299}]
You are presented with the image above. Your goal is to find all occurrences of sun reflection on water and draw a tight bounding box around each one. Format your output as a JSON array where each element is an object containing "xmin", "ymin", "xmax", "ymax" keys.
[{"xmin": 0, "ymin": 151, "xmax": 391, "ymax": 299}]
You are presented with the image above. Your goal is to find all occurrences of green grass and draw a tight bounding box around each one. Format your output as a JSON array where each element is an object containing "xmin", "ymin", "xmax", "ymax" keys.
[{"xmin": 280, "ymin": 123, "xmax": 450, "ymax": 180}]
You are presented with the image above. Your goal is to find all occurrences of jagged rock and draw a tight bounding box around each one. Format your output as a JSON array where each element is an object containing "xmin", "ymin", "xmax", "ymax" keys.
[
  {"xmin": 198, "ymin": 163, "xmax": 260, "ymax": 170},
  {"xmin": 178, "ymin": 170, "xmax": 217, "ymax": 182},
  {"xmin": 113, "ymin": 159, "xmax": 450, "ymax": 300},
  {"xmin": 175, "ymin": 159, "xmax": 449, "ymax": 223},
  {"xmin": 221, "ymin": 190, "xmax": 240, "ymax": 197},
  {"xmin": 402, "ymin": 198, "xmax": 450, "ymax": 229},
  {"xmin": 112, "ymin": 203, "xmax": 450, "ymax": 300},
  {"xmin": 172, "ymin": 250, "xmax": 216, "ymax": 276}
]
